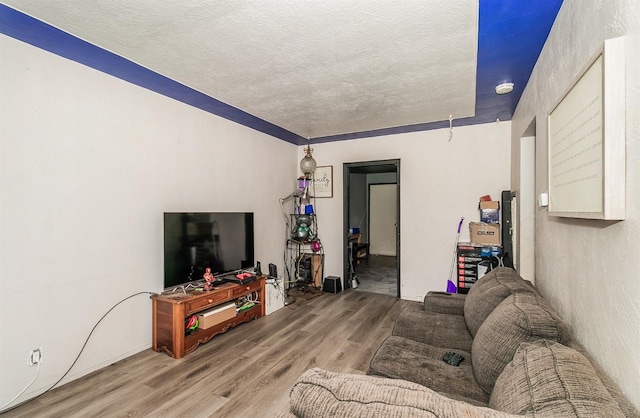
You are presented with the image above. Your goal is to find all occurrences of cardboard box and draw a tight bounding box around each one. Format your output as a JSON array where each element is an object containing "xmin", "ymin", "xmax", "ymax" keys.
[
  {"xmin": 479, "ymin": 201, "xmax": 500, "ymax": 223},
  {"xmin": 197, "ymin": 302, "xmax": 236, "ymax": 329},
  {"xmin": 470, "ymin": 222, "xmax": 501, "ymax": 245}
]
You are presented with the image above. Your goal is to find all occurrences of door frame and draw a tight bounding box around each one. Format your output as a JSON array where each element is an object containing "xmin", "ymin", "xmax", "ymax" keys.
[
  {"xmin": 343, "ymin": 159, "xmax": 400, "ymax": 297},
  {"xmin": 518, "ymin": 133, "xmax": 536, "ymax": 283}
]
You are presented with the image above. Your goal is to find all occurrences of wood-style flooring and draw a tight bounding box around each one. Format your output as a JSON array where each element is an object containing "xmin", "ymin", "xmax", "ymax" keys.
[{"xmin": 3, "ymin": 290, "xmax": 412, "ymax": 418}]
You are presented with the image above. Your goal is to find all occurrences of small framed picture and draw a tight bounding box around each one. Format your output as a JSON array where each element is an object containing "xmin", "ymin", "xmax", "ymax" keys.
[{"xmin": 312, "ymin": 166, "xmax": 333, "ymax": 198}]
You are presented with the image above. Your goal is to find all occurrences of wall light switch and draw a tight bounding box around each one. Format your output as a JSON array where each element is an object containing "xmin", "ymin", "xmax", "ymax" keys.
[{"xmin": 538, "ymin": 192, "xmax": 549, "ymax": 207}]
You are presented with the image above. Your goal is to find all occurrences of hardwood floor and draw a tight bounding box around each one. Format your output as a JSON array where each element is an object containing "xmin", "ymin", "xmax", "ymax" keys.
[{"xmin": 4, "ymin": 290, "xmax": 412, "ymax": 418}]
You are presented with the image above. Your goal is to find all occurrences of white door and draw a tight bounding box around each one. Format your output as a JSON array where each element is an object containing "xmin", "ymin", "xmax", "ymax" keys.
[{"xmin": 370, "ymin": 184, "xmax": 397, "ymax": 256}]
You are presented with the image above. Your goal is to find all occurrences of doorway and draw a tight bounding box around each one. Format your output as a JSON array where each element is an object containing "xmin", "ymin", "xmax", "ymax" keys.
[{"xmin": 343, "ymin": 160, "xmax": 400, "ymax": 297}]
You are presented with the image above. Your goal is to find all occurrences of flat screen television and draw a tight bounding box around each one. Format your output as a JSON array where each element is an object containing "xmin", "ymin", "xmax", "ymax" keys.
[{"xmin": 164, "ymin": 212, "xmax": 254, "ymax": 289}]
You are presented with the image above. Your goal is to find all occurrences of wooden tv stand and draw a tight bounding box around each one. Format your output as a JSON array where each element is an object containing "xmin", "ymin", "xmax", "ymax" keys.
[{"xmin": 151, "ymin": 276, "xmax": 265, "ymax": 359}]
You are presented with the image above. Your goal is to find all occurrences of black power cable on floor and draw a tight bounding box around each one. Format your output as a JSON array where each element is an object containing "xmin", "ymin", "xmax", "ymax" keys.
[{"xmin": 0, "ymin": 291, "xmax": 156, "ymax": 415}]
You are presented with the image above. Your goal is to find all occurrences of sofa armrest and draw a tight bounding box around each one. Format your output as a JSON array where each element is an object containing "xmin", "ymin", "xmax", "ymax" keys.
[
  {"xmin": 288, "ymin": 368, "xmax": 518, "ymax": 418},
  {"xmin": 423, "ymin": 291, "xmax": 466, "ymax": 315}
]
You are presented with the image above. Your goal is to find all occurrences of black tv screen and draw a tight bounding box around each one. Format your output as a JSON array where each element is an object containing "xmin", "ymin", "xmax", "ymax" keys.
[{"xmin": 164, "ymin": 212, "xmax": 254, "ymax": 289}]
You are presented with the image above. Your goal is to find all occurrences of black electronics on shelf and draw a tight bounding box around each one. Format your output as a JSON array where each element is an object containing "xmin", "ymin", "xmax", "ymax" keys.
[{"xmin": 501, "ymin": 190, "xmax": 514, "ymax": 265}]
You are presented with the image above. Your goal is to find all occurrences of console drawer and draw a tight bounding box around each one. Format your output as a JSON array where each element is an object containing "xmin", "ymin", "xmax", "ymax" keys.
[
  {"xmin": 231, "ymin": 281, "xmax": 261, "ymax": 297},
  {"xmin": 185, "ymin": 290, "xmax": 230, "ymax": 315}
]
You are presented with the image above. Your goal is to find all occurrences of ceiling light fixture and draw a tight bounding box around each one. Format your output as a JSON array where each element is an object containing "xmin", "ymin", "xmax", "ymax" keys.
[
  {"xmin": 495, "ymin": 82, "xmax": 514, "ymax": 95},
  {"xmin": 300, "ymin": 144, "xmax": 317, "ymax": 178}
]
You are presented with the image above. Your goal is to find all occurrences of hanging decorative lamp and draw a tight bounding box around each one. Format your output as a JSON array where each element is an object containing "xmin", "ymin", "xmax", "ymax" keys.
[{"xmin": 300, "ymin": 144, "xmax": 317, "ymax": 178}]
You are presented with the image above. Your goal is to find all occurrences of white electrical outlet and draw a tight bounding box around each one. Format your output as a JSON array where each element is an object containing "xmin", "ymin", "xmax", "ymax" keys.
[{"xmin": 29, "ymin": 348, "xmax": 43, "ymax": 366}]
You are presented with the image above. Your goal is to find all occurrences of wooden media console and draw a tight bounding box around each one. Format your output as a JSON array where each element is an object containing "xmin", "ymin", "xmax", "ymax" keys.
[{"xmin": 151, "ymin": 276, "xmax": 265, "ymax": 359}]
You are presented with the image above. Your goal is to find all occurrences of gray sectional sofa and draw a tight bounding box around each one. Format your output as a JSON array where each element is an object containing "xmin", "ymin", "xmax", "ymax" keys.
[{"xmin": 281, "ymin": 267, "xmax": 639, "ymax": 417}]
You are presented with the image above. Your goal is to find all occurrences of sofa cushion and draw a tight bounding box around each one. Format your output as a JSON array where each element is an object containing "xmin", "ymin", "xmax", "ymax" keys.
[
  {"xmin": 464, "ymin": 267, "xmax": 536, "ymax": 337},
  {"xmin": 393, "ymin": 304, "xmax": 473, "ymax": 352},
  {"xmin": 489, "ymin": 340, "xmax": 625, "ymax": 417},
  {"xmin": 368, "ymin": 335, "xmax": 489, "ymax": 404},
  {"xmin": 471, "ymin": 291, "xmax": 570, "ymax": 394},
  {"xmin": 423, "ymin": 291, "xmax": 466, "ymax": 315},
  {"xmin": 290, "ymin": 367, "xmax": 514, "ymax": 418}
]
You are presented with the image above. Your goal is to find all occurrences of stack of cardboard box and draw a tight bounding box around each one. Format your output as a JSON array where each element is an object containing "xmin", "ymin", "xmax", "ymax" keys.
[
  {"xmin": 470, "ymin": 199, "xmax": 500, "ymax": 246},
  {"xmin": 457, "ymin": 198, "xmax": 502, "ymax": 293}
]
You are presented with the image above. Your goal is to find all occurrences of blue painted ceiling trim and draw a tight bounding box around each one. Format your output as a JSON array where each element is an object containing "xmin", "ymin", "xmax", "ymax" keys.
[
  {"xmin": 0, "ymin": 2, "xmax": 562, "ymax": 146},
  {"xmin": 0, "ymin": 4, "xmax": 305, "ymax": 145},
  {"xmin": 473, "ymin": 0, "xmax": 563, "ymax": 125}
]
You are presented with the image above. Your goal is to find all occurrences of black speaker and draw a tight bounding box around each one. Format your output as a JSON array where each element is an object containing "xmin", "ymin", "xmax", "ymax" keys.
[
  {"xmin": 322, "ymin": 276, "xmax": 342, "ymax": 293},
  {"xmin": 268, "ymin": 263, "xmax": 277, "ymax": 279}
]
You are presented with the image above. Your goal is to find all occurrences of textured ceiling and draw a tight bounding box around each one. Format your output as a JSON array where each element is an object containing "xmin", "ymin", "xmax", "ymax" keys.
[{"xmin": 0, "ymin": 0, "xmax": 563, "ymax": 143}]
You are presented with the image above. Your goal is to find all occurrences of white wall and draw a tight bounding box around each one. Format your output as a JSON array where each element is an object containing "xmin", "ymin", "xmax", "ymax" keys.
[
  {"xmin": 0, "ymin": 35, "xmax": 296, "ymax": 407},
  {"xmin": 511, "ymin": 0, "xmax": 640, "ymax": 409},
  {"xmin": 300, "ymin": 121, "xmax": 511, "ymax": 301}
]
